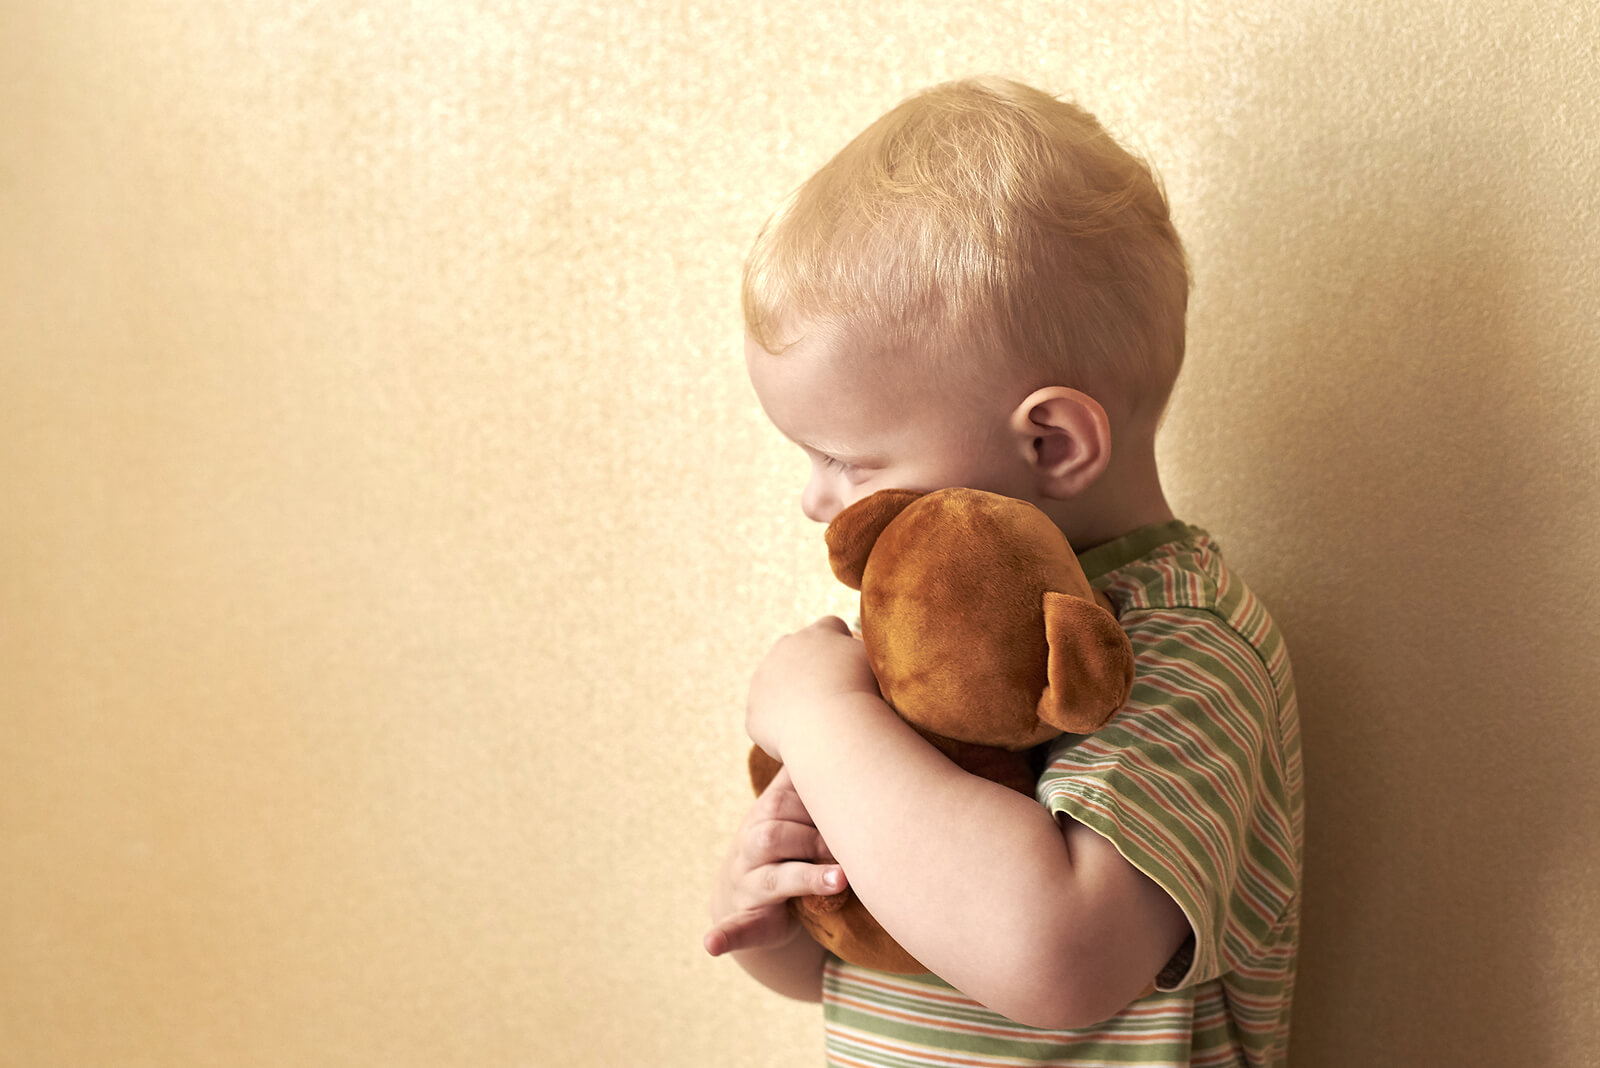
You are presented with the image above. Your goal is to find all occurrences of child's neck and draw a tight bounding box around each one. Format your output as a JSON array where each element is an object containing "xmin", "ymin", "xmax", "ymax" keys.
[{"xmin": 1039, "ymin": 438, "xmax": 1175, "ymax": 553}]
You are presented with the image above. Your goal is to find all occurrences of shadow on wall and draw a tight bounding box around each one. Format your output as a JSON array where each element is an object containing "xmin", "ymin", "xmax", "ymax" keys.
[{"xmin": 1208, "ymin": 65, "xmax": 1596, "ymax": 1068}]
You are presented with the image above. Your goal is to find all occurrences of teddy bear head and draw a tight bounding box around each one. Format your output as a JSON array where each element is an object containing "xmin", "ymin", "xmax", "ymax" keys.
[{"xmin": 825, "ymin": 487, "xmax": 1135, "ymax": 747}]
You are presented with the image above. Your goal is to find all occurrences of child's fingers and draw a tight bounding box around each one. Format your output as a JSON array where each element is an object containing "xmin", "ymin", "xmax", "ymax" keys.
[
  {"xmin": 705, "ymin": 860, "xmax": 846, "ymax": 957},
  {"xmin": 758, "ymin": 787, "xmax": 817, "ymax": 830},
  {"xmin": 702, "ymin": 924, "xmax": 734, "ymax": 957},
  {"xmin": 704, "ymin": 913, "xmax": 781, "ymax": 957},
  {"xmin": 755, "ymin": 766, "xmax": 821, "ymax": 825},
  {"xmin": 742, "ymin": 819, "xmax": 836, "ymax": 867},
  {"xmin": 750, "ymin": 860, "xmax": 847, "ymax": 905},
  {"xmin": 706, "ymin": 861, "xmax": 849, "ymax": 958}
]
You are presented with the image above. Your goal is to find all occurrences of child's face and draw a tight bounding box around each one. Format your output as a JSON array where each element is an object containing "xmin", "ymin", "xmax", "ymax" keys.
[{"xmin": 745, "ymin": 328, "xmax": 1036, "ymax": 524}]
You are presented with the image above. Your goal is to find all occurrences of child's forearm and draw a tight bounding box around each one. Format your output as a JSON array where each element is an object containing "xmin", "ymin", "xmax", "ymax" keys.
[{"xmin": 779, "ymin": 692, "xmax": 1117, "ymax": 1027}]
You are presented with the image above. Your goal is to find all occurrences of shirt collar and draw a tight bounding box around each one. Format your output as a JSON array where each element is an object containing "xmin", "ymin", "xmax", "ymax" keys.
[{"xmin": 1075, "ymin": 519, "xmax": 1198, "ymax": 582}]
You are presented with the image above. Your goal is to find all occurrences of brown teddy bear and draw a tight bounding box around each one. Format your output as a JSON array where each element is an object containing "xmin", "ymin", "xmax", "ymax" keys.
[{"xmin": 748, "ymin": 486, "xmax": 1136, "ymax": 974}]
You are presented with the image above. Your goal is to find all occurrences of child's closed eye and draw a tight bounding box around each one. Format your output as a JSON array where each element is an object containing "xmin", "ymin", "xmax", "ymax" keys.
[
  {"xmin": 805, "ymin": 447, "xmax": 873, "ymax": 482},
  {"xmin": 823, "ymin": 456, "xmax": 874, "ymax": 483}
]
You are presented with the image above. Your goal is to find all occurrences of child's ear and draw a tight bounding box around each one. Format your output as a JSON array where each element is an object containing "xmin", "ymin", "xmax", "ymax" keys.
[{"xmin": 1008, "ymin": 387, "xmax": 1112, "ymax": 499}]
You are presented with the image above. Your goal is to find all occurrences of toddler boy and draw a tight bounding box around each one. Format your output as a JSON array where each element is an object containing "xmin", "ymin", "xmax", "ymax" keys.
[{"xmin": 706, "ymin": 76, "xmax": 1303, "ymax": 1067}]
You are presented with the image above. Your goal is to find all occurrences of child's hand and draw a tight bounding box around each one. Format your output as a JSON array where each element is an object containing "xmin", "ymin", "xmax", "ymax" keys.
[
  {"xmin": 705, "ymin": 765, "xmax": 848, "ymax": 958},
  {"xmin": 746, "ymin": 616, "xmax": 880, "ymax": 764}
]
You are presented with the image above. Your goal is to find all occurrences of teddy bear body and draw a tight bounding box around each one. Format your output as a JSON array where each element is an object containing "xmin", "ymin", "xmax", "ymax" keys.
[{"xmin": 748, "ymin": 487, "xmax": 1135, "ymax": 974}]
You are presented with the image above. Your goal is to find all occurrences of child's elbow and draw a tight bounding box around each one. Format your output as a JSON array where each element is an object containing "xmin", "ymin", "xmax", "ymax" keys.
[
  {"xmin": 987, "ymin": 943, "xmax": 1146, "ymax": 1031},
  {"xmin": 996, "ymin": 986, "xmax": 1123, "ymax": 1033}
]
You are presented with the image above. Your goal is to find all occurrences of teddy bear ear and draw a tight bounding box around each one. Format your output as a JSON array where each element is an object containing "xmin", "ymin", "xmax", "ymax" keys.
[
  {"xmin": 1036, "ymin": 592, "xmax": 1136, "ymax": 733},
  {"xmin": 824, "ymin": 489, "xmax": 924, "ymax": 590}
]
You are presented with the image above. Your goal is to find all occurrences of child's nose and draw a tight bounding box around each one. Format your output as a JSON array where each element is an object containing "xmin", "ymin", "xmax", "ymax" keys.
[{"xmin": 801, "ymin": 476, "xmax": 840, "ymax": 524}]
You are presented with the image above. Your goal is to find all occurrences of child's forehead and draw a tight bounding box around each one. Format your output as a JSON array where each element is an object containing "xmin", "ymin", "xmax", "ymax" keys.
[
  {"xmin": 746, "ymin": 326, "xmax": 1014, "ymax": 451},
  {"xmin": 745, "ymin": 329, "xmax": 863, "ymax": 410},
  {"xmin": 744, "ymin": 326, "xmax": 924, "ymax": 399}
]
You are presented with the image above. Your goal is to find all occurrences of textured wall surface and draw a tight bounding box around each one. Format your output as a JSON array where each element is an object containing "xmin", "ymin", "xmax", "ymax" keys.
[{"xmin": 3, "ymin": 2, "xmax": 1597, "ymax": 1065}]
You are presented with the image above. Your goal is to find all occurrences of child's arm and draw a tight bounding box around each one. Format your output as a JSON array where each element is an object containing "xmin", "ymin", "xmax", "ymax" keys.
[
  {"xmin": 706, "ymin": 764, "xmax": 847, "ymax": 1002},
  {"xmin": 747, "ymin": 617, "xmax": 1191, "ymax": 1030}
]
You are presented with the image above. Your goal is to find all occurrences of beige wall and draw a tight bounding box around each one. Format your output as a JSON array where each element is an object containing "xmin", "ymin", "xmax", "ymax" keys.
[{"xmin": 3, "ymin": 2, "xmax": 1597, "ymax": 1065}]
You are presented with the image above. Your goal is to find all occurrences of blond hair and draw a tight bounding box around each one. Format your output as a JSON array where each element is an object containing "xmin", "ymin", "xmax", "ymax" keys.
[{"xmin": 742, "ymin": 76, "xmax": 1190, "ymax": 420}]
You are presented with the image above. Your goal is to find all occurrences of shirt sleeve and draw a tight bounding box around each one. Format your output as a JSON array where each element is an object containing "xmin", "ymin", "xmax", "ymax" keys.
[{"xmin": 1035, "ymin": 607, "xmax": 1299, "ymax": 990}]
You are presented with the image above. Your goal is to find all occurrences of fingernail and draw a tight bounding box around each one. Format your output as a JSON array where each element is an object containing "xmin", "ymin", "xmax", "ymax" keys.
[{"xmin": 823, "ymin": 870, "xmax": 842, "ymax": 891}]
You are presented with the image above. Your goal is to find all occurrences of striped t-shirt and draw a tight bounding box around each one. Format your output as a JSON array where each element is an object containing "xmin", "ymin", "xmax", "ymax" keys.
[{"xmin": 822, "ymin": 520, "xmax": 1304, "ymax": 1067}]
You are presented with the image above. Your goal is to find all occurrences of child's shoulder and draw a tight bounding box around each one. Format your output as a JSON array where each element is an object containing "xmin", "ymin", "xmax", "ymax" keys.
[{"xmin": 1082, "ymin": 520, "xmax": 1283, "ymax": 673}]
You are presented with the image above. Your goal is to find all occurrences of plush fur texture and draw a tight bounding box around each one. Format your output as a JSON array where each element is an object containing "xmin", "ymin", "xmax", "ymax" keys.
[{"xmin": 748, "ymin": 487, "xmax": 1135, "ymax": 974}]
